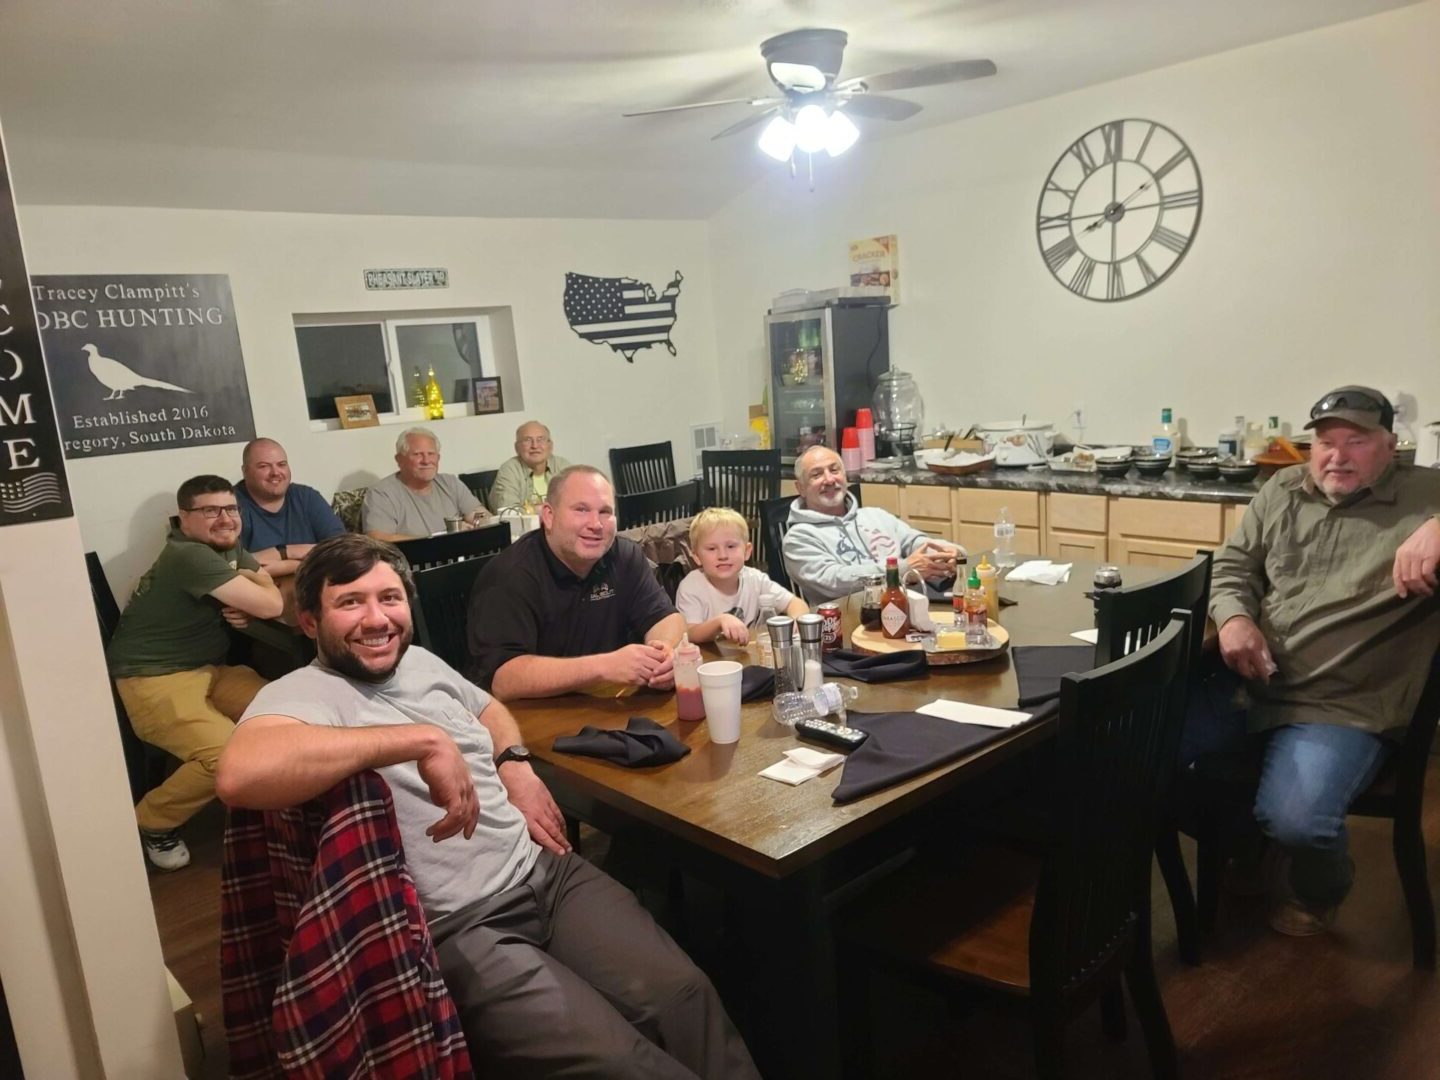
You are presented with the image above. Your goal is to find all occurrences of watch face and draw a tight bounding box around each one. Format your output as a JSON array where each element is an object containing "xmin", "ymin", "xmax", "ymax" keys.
[{"xmin": 1036, "ymin": 119, "xmax": 1202, "ymax": 301}]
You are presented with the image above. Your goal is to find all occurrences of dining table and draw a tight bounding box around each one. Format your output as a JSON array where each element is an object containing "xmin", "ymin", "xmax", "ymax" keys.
[{"xmin": 505, "ymin": 558, "xmax": 1166, "ymax": 1079}]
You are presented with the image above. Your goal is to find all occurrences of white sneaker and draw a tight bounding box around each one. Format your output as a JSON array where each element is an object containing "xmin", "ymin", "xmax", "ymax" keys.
[{"xmin": 141, "ymin": 829, "xmax": 191, "ymax": 872}]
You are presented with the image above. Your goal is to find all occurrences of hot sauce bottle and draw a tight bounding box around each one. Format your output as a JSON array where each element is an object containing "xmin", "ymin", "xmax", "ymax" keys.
[{"xmin": 879, "ymin": 556, "xmax": 912, "ymax": 640}]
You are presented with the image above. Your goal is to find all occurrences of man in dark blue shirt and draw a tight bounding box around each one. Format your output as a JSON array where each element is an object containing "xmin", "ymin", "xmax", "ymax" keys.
[{"xmin": 235, "ymin": 438, "xmax": 345, "ymax": 577}]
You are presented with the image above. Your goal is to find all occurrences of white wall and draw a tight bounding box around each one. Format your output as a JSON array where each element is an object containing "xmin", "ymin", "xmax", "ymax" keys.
[
  {"xmin": 708, "ymin": 1, "xmax": 1440, "ymax": 462},
  {"xmin": 13, "ymin": 206, "xmax": 719, "ymax": 597}
]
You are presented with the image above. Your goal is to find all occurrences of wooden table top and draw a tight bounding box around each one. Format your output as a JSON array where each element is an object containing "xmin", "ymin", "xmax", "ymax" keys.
[{"xmin": 507, "ymin": 559, "xmax": 1165, "ymax": 881}]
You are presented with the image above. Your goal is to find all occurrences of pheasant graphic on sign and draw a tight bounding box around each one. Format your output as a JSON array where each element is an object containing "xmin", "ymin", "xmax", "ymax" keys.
[
  {"xmin": 563, "ymin": 270, "xmax": 682, "ymax": 362},
  {"xmin": 83, "ymin": 342, "xmax": 193, "ymax": 399}
]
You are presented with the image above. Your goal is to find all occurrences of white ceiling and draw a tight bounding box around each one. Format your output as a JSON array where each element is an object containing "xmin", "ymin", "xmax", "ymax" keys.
[{"xmin": 0, "ymin": 0, "xmax": 1420, "ymax": 219}]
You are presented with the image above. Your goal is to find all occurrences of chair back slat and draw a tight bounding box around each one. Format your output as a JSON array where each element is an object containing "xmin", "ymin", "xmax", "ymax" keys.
[
  {"xmin": 395, "ymin": 523, "xmax": 512, "ymax": 572},
  {"xmin": 1031, "ymin": 612, "xmax": 1192, "ymax": 997},
  {"xmin": 458, "ymin": 469, "xmax": 499, "ymax": 507},
  {"xmin": 701, "ymin": 449, "xmax": 781, "ymax": 562},
  {"xmin": 411, "ymin": 557, "xmax": 496, "ymax": 673},
  {"xmin": 758, "ymin": 495, "xmax": 798, "ymax": 594},
  {"xmin": 1095, "ymin": 551, "xmax": 1211, "ymax": 674},
  {"xmin": 609, "ymin": 441, "xmax": 676, "ymax": 496},
  {"xmin": 617, "ymin": 480, "xmax": 700, "ymax": 532}
]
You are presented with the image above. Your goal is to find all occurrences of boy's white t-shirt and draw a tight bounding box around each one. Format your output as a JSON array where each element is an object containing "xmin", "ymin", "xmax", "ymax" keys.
[{"xmin": 676, "ymin": 566, "xmax": 797, "ymax": 627}]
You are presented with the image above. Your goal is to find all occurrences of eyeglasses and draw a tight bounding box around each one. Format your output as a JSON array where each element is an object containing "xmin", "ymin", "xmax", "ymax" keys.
[
  {"xmin": 183, "ymin": 504, "xmax": 241, "ymax": 520},
  {"xmin": 519, "ymin": 437, "xmax": 551, "ymax": 446},
  {"xmin": 1310, "ymin": 390, "xmax": 1392, "ymax": 424}
]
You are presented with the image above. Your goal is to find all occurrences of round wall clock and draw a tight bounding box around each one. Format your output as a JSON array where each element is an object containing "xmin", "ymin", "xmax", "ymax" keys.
[{"xmin": 1036, "ymin": 118, "xmax": 1202, "ymax": 301}]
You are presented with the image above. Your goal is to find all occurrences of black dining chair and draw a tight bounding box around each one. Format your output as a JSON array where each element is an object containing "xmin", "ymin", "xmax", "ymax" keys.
[
  {"xmin": 1094, "ymin": 551, "xmax": 1212, "ymax": 966},
  {"xmin": 837, "ymin": 612, "xmax": 1192, "ymax": 1080},
  {"xmin": 609, "ymin": 441, "xmax": 676, "ymax": 496},
  {"xmin": 458, "ymin": 469, "xmax": 498, "ymax": 507},
  {"xmin": 700, "ymin": 449, "xmax": 781, "ymax": 560},
  {"xmin": 85, "ymin": 551, "xmax": 172, "ymax": 804},
  {"xmin": 1188, "ymin": 654, "xmax": 1440, "ymax": 969},
  {"xmin": 616, "ymin": 480, "xmax": 700, "ymax": 532},
  {"xmin": 395, "ymin": 523, "xmax": 512, "ymax": 572},
  {"xmin": 410, "ymin": 556, "xmax": 499, "ymax": 673}
]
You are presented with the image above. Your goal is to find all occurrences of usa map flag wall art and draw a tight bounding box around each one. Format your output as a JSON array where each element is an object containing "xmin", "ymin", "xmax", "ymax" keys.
[{"xmin": 562, "ymin": 270, "xmax": 682, "ymax": 363}]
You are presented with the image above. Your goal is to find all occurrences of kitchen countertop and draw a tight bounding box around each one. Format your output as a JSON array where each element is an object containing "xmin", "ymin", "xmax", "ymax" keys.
[{"xmin": 854, "ymin": 462, "xmax": 1263, "ymax": 504}]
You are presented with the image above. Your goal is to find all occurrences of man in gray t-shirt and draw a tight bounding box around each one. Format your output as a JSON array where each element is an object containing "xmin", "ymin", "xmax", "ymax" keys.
[
  {"xmin": 362, "ymin": 426, "xmax": 493, "ymax": 540},
  {"xmin": 219, "ymin": 533, "xmax": 758, "ymax": 1080}
]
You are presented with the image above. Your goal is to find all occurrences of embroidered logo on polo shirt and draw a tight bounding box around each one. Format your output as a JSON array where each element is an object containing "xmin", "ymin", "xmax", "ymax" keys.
[{"xmin": 586, "ymin": 581, "xmax": 616, "ymax": 602}]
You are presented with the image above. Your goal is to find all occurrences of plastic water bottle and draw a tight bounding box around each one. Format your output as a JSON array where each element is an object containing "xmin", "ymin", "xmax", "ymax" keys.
[
  {"xmin": 993, "ymin": 506, "xmax": 1016, "ymax": 569},
  {"xmin": 773, "ymin": 683, "xmax": 862, "ymax": 728}
]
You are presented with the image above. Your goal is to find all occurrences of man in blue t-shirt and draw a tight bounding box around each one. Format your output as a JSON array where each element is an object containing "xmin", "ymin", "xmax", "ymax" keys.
[{"xmin": 235, "ymin": 438, "xmax": 345, "ymax": 577}]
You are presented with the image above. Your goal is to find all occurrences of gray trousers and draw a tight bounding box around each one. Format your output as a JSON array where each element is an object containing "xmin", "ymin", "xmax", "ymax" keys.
[{"xmin": 432, "ymin": 850, "xmax": 760, "ymax": 1080}]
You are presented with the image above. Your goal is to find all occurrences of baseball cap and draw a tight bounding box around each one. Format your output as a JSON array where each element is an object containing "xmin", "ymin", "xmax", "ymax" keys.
[{"xmin": 1303, "ymin": 386, "xmax": 1394, "ymax": 432}]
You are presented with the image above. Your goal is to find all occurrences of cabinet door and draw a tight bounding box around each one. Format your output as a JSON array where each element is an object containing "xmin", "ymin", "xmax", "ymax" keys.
[
  {"xmin": 1047, "ymin": 528, "xmax": 1108, "ymax": 563},
  {"xmin": 1109, "ymin": 497, "xmax": 1222, "ymax": 545},
  {"xmin": 1048, "ymin": 492, "xmax": 1107, "ymax": 533},
  {"xmin": 1223, "ymin": 502, "xmax": 1248, "ymax": 541},
  {"xmin": 910, "ymin": 517, "xmax": 955, "ymax": 543},
  {"xmin": 1109, "ymin": 537, "xmax": 1211, "ymax": 569},
  {"xmin": 901, "ymin": 485, "xmax": 953, "ymax": 522},
  {"xmin": 959, "ymin": 523, "xmax": 1041, "ymax": 558},
  {"xmin": 956, "ymin": 489, "xmax": 1041, "ymax": 528},
  {"xmin": 861, "ymin": 483, "xmax": 901, "ymax": 515}
]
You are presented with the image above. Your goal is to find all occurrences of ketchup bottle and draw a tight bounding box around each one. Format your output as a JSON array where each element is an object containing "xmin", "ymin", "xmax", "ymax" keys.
[{"xmin": 674, "ymin": 635, "xmax": 705, "ymax": 721}]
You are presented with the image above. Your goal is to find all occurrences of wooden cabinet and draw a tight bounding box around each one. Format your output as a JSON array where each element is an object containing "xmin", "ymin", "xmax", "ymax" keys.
[
  {"xmin": 899, "ymin": 485, "xmax": 954, "ymax": 542},
  {"xmin": 1108, "ymin": 496, "xmax": 1224, "ymax": 568},
  {"xmin": 858, "ymin": 482, "xmax": 1249, "ymax": 566},
  {"xmin": 860, "ymin": 482, "xmax": 901, "ymax": 515},
  {"xmin": 1044, "ymin": 493, "xmax": 1107, "ymax": 562},
  {"xmin": 955, "ymin": 489, "xmax": 1041, "ymax": 558}
]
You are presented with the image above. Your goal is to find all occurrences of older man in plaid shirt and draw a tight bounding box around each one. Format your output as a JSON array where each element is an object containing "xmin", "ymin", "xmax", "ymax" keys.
[{"xmin": 218, "ymin": 533, "xmax": 759, "ymax": 1080}]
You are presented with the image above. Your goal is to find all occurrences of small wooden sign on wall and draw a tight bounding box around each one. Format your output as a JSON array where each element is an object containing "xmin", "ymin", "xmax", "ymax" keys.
[{"xmin": 364, "ymin": 268, "xmax": 449, "ymax": 291}]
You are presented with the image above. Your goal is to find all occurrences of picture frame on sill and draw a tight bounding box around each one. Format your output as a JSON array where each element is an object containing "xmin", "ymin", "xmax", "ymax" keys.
[
  {"xmin": 472, "ymin": 376, "xmax": 503, "ymax": 415},
  {"xmin": 334, "ymin": 393, "xmax": 380, "ymax": 429}
]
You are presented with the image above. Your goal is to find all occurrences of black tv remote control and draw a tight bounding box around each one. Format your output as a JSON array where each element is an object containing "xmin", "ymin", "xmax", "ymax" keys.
[{"xmin": 794, "ymin": 718, "xmax": 869, "ymax": 751}]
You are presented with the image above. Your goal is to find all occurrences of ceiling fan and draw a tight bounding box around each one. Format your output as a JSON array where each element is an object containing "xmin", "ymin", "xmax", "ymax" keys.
[{"xmin": 624, "ymin": 28, "xmax": 997, "ymax": 161}]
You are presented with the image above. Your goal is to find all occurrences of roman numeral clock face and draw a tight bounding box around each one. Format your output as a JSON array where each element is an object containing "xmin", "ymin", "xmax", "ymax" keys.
[{"xmin": 1036, "ymin": 119, "xmax": 1202, "ymax": 301}]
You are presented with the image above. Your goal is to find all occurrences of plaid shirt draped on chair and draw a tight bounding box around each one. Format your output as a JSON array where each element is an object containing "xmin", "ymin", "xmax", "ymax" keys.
[{"xmin": 221, "ymin": 770, "xmax": 474, "ymax": 1079}]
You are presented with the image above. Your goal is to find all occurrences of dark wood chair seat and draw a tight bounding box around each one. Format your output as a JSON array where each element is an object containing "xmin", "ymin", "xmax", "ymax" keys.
[{"xmin": 841, "ymin": 842, "xmax": 1041, "ymax": 995}]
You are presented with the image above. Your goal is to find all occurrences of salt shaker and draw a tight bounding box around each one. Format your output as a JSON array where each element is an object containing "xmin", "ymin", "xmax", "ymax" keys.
[{"xmin": 796, "ymin": 613, "xmax": 825, "ymax": 692}]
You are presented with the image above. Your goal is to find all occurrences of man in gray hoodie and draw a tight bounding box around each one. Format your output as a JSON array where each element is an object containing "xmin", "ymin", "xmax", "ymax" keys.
[{"xmin": 782, "ymin": 446, "xmax": 965, "ymax": 603}]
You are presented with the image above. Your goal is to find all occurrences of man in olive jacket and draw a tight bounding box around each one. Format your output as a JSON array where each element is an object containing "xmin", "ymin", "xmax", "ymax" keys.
[{"xmin": 1188, "ymin": 386, "xmax": 1440, "ymax": 936}]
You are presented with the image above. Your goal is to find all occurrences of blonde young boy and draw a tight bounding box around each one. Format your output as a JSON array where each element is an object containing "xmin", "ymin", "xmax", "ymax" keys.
[{"xmin": 677, "ymin": 508, "xmax": 807, "ymax": 644}]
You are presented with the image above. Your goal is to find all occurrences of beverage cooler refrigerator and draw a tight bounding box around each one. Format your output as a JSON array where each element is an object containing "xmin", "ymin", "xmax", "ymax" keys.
[{"xmin": 764, "ymin": 305, "xmax": 890, "ymax": 465}]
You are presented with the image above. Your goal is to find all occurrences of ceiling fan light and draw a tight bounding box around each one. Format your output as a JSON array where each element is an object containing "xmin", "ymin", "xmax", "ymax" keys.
[
  {"xmin": 794, "ymin": 104, "xmax": 830, "ymax": 154},
  {"xmin": 825, "ymin": 110, "xmax": 860, "ymax": 156},
  {"xmin": 758, "ymin": 116, "xmax": 796, "ymax": 161}
]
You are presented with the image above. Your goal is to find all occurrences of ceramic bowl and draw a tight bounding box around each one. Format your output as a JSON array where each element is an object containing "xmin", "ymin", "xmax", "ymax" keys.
[
  {"xmin": 1095, "ymin": 458, "xmax": 1133, "ymax": 477},
  {"xmin": 1217, "ymin": 461, "xmax": 1259, "ymax": 483},
  {"xmin": 1134, "ymin": 457, "xmax": 1171, "ymax": 477},
  {"xmin": 1186, "ymin": 459, "xmax": 1221, "ymax": 480}
]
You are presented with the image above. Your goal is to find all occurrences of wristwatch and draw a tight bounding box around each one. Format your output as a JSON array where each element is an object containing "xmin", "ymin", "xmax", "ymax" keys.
[
  {"xmin": 495, "ymin": 745, "xmax": 533, "ymax": 768},
  {"xmin": 277, "ymin": 544, "xmax": 289, "ymax": 560}
]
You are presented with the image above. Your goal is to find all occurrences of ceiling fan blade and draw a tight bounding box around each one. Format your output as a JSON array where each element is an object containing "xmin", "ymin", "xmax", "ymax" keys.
[
  {"xmin": 838, "ymin": 59, "xmax": 997, "ymax": 95},
  {"xmin": 838, "ymin": 94, "xmax": 923, "ymax": 122},
  {"xmin": 712, "ymin": 107, "xmax": 779, "ymax": 140},
  {"xmin": 624, "ymin": 96, "xmax": 781, "ymax": 118}
]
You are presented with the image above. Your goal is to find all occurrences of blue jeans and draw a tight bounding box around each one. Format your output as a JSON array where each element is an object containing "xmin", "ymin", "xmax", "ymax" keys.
[{"xmin": 1181, "ymin": 665, "xmax": 1391, "ymax": 907}]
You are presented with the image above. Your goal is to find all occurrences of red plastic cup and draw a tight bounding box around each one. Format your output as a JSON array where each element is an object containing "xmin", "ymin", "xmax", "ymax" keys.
[
  {"xmin": 855, "ymin": 408, "xmax": 874, "ymax": 429},
  {"xmin": 841, "ymin": 426, "xmax": 860, "ymax": 449}
]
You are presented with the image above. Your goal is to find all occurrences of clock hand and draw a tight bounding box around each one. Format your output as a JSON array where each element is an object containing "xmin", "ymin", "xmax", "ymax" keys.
[{"xmin": 1081, "ymin": 179, "xmax": 1157, "ymax": 233}]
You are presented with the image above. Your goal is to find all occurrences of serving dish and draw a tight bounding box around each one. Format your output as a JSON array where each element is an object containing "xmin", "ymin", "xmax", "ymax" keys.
[{"xmin": 850, "ymin": 619, "xmax": 1010, "ymax": 666}]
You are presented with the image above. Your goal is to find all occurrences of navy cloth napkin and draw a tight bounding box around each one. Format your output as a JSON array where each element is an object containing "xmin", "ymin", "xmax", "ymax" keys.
[
  {"xmin": 1010, "ymin": 644, "xmax": 1095, "ymax": 708},
  {"xmin": 831, "ymin": 701, "xmax": 1059, "ymax": 804},
  {"xmin": 552, "ymin": 716, "xmax": 691, "ymax": 767},
  {"xmin": 741, "ymin": 665, "xmax": 776, "ymax": 701},
  {"xmin": 822, "ymin": 649, "xmax": 927, "ymax": 684}
]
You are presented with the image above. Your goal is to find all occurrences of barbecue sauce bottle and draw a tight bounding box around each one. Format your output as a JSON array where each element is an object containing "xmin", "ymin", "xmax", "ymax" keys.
[{"xmin": 879, "ymin": 556, "xmax": 911, "ymax": 640}]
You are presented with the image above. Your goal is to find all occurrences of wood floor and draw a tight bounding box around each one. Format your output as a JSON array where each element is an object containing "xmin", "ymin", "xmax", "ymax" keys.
[{"xmin": 150, "ymin": 770, "xmax": 1440, "ymax": 1079}]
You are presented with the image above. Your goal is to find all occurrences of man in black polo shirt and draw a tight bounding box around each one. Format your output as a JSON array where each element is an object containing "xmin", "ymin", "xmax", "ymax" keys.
[{"xmin": 468, "ymin": 465, "xmax": 684, "ymax": 699}]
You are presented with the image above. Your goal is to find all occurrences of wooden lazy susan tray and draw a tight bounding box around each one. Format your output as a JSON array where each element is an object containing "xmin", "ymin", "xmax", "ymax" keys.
[{"xmin": 850, "ymin": 620, "xmax": 1010, "ymax": 666}]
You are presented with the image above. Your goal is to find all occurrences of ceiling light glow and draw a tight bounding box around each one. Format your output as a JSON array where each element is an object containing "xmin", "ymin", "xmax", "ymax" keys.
[
  {"xmin": 793, "ymin": 104, "xmax": 830, "ymax": 154},
  {"xmin": 758, "ymin": 116, "xmax": 797, "ymax": 161},
  {"xmin": 825, "ymin": 110, "xmax": 860, "ymax": 156}
]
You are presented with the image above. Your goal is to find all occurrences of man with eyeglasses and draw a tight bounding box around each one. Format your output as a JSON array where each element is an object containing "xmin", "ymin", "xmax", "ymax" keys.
[
  {"xmin": 1191, "ymin": 386, "xmax": 1440, "ymax": 936},
  {"xmin": 107, "ymin": 475, "xmax": 284, "ymax": 870},
  {"xmin": 488, "ymin": 420, "xmax": 572, "ymax": 512}
]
